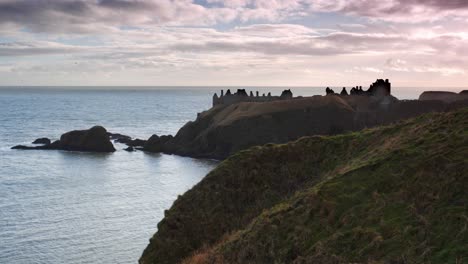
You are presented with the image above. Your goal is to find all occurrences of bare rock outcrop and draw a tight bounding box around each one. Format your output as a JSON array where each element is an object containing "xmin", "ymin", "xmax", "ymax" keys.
[
  {"xmin": 12, "ymin": 126, "xmax": 115, "ymax": 152},
  {"xmin": 59, "ymin": 126, "xmax": 115, "ymax": 152},
  {"xmin": 143, "ymin": 135, "xmax": 173, "ymax": 152}
]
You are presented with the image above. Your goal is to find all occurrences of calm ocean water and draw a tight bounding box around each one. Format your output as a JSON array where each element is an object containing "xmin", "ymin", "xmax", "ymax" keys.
[{"xmin": 0, "ymin": 86, "xmax": 464, "ymax": 264}]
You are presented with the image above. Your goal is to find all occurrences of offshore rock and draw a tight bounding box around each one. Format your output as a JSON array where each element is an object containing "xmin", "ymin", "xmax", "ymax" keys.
[
  {"xmin": 59, "ymin": 126, "xmax": 115, "ymax": 152},
  {"xmin": 12, "ymin": 126, "xmax": 115, "ymax": 153},
  {"xmin": 143, "ymin": 135, "xmax": 173, "ymax": 153}
]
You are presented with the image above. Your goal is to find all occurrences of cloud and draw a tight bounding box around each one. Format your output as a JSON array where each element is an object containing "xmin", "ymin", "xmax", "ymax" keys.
[
  {"xmin": 232, "ymin": 24, "xmax": 317, "ymax": 37},
  {"xmin": 385, "ymin": 58, "xmax": 409, "ymax": 72},
  {"xmin": 413, "ymin": 66, "xmax": 465, "ymax": 76},
  {"xmin": 347, "ymin": 66, "xmax": 384, "ymax": 74},
  {"xmin": 0, "ymin": 0, "xmax": 229, "ymax": 33},
  {"xmin": 0, "ymin": 41, "xmax": 84, "ymax": 56},
  {"xmin": 2, "ymin": 0, "xmax": 468, "ymax": 35},
  {"xmin": 309, "ymin": 0, "xmax": 468, "ymax": 23},
  {"xmin": 385, "ymin": 58, "xmax": 465, "ymax": 76},
  {"xmin": 1, "ymin": 1, "xmax": 468, "ymax": 86},
  {"xmin": 0, "ymin": 0, "xmax": 304, "ymax": 34},
  {"xmin": 2, "ymin": 24, "xmax": 467, "ymax": 61}
]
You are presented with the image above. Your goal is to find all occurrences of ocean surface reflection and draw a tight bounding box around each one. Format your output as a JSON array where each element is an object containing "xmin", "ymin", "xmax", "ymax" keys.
[{"xmin": 0, "ymin": 148, "xmax": 217, "ymax": 263}]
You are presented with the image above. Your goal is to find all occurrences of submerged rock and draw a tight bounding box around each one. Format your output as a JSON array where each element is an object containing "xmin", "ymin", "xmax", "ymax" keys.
[
  {"xmin": 124, "ymin": 146, "xmax": 135, "ymax": 152},
  {"xmin": 12, "ymin": 145, "xmax": 40, "ymax": 150},
  {"xmin": 107, "ymin": 132, "xmax": 132, "ymax": 143},
  {"xmin": 107, "ymin": 132, "xmax": 146, "ymax": 147}
]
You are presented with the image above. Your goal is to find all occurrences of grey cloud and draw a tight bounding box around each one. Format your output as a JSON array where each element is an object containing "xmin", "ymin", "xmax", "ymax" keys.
[
  {"xmin": 396, "ymin": 0, "xmax": 468, "ymax": 10},
  {"xmin": 2, "ymin": 0, "xmax": 466, "ymax": 35},
  {"xmin": 0, "ymin": 42, "xmax": 83, "ymax": 56},
  {"xmin": 2, "ymin": 28, "xmax": 460, "ymax": 58},
  {"xmin": 311, "ymin": 0, "xmax": 468, "ymax": 22},
  {"xmin": 232, "ymin": 24, "xmax": 317, "ymax": 36},
  {"xmin": 171, "ymin": 40, "xmax": 343, "ymax": 56},
  {"xmin": 170, "ymin": 32, "xmax": 408, "ymax": 56},
  {"xmin": 0, "ymin": 0, "xmax": 193, "ymax": 33},
  {"xmin": 98, "ymin": 0, "xmax": 154, "ymax": 10}
]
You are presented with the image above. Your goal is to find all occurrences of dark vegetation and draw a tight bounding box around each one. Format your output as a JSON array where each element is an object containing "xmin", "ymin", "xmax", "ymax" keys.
[{"xmin": 140, "ymin": 107, "xmax": 468, "ymax": 264}]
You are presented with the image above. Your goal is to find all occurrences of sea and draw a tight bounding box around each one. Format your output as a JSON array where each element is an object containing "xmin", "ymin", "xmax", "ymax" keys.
[{"xmin": 0, "ymin": 86, "xmax": 464, "ymax": 264}]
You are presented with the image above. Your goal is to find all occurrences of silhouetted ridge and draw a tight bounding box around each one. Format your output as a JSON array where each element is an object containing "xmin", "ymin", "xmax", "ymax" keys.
[{"xmin": 140, "ymin": 107, "xmax": 468, "ymax": 264}]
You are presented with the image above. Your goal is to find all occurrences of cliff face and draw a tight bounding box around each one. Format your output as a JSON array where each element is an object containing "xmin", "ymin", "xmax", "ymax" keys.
[
  {"xmin": 140, "ymin": 107, "xmax": 468, "ymax": 264},
  {"xmin": 147, "ymin": 95, "xmax": 467, "ymax": 159},
  {"xmin": 165, "ymin": 96, "xmax": 355, "ymax": 158}
]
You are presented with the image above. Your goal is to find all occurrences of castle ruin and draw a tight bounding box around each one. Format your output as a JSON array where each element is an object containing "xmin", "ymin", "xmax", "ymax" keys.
[
  {"xmin": 328, "ymin": 79, "xmax": 391, "ymax": 97},
  {"xmin": 212, "ymin": 79, "xmax": 393, "ymax": 107},
  {"xmin": 213, "ymin": 89, "xmax": 293, "ymax": 107}
]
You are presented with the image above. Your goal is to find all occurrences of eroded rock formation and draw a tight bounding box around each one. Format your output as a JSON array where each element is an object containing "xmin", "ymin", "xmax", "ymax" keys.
[{"xmin": 12, "ymin": 126, "xmax": 116, "ymax": 152}]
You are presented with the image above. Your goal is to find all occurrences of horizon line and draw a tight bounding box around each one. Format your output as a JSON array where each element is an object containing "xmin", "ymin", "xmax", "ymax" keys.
[{"xmin": 0, "ymin": 85, "xmax": 467, "ymax": 89}]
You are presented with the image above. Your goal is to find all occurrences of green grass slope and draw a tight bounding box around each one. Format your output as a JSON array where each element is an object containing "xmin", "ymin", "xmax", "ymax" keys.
[{"xmin": 141, "ymin": 107, "xmax": 468, "ymax": 264}]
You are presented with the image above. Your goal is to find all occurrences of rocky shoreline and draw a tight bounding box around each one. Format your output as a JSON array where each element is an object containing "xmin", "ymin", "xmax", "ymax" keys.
[{"xmin": 12, "ymin": 89, "xmax": 468, "ymax": 160}]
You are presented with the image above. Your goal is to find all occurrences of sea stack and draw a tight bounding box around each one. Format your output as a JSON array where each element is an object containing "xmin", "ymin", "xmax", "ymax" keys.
[{"xmin": 12, "ymin": 126, "xmax": 116, "ymax": 153}]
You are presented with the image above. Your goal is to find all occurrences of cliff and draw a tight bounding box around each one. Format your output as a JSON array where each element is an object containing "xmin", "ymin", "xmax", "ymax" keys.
[
  {"xmin": 146, "ymin": 95, "xmax": 467, "ymax": 159},
  {"xmin": 140, "ymin": 107, "xmax": 468, "ymax": 264}
]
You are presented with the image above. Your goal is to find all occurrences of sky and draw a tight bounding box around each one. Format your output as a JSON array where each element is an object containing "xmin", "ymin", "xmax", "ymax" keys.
[{"xmin": 0, "ymin": 0, "xmax": 467, "ymax": 87}]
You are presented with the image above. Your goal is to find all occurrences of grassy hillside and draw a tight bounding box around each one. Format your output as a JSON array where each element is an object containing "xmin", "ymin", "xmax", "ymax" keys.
[{"xmin": 140, "ymin": 107, "xmax": 468, "ymax": 264}]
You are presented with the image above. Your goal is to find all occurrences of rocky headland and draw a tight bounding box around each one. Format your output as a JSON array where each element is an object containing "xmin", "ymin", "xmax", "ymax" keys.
[
  {"xmin": 12, "ymin": 81, "xmax": 468, "ymax": 160},
  {"xmin": 141, "ymin": 84, "xmax": 468, "ymax": 159},
  {"xmin": 140, "ymin": 106, "xmax": 468, "ymax": 264}
]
